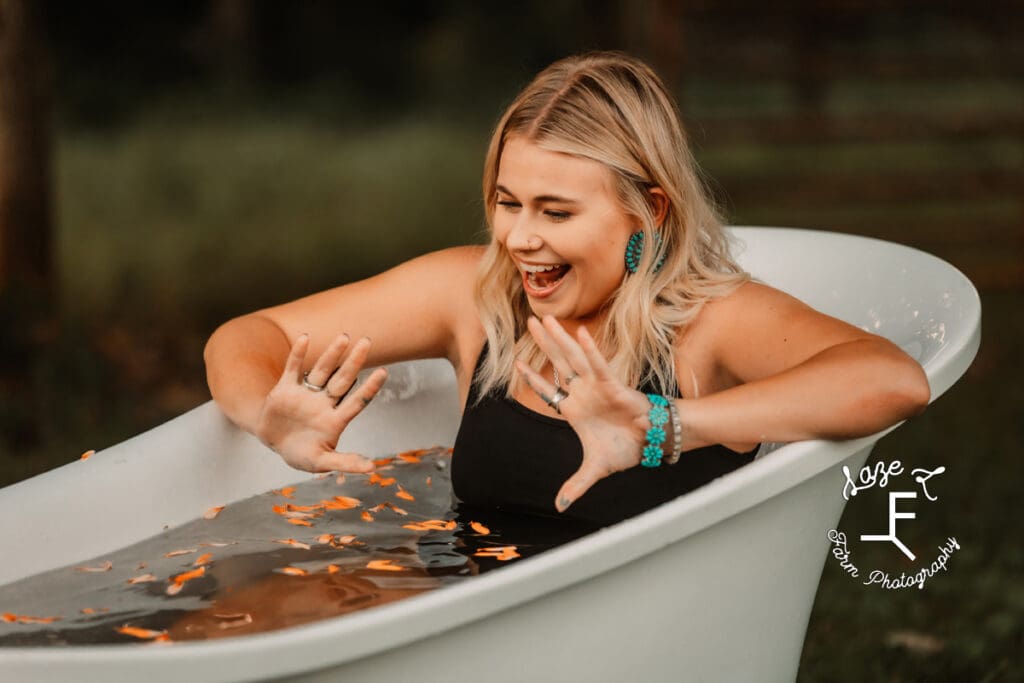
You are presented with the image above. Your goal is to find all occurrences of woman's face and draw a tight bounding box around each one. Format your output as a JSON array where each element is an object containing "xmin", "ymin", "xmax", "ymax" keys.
[{"xmin": 493, "ymin": 136, "xmax": 637, "ymax": 324}]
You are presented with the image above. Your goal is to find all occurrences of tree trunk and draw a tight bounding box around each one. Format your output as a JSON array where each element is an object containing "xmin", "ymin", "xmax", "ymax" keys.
[{"xmin": 0, "ymin": 0, "xmax": 54, "ymax": 449}]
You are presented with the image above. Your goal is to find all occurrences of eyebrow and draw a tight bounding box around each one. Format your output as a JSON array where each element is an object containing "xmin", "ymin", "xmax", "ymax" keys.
[{"xmin": 495, "ymin": 184, "xmax": 580, "ymax": 205}]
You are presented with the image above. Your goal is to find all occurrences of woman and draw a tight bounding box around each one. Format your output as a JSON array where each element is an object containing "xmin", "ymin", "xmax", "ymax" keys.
[{"xmin": 204, "ymin": 51, "xmax": 930, "ymax": 525}]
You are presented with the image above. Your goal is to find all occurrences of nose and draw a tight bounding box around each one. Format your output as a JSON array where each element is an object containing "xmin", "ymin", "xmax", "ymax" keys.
[{"xmin": 504, "ymin": 215, "xmax": 542, "ymax": 253}]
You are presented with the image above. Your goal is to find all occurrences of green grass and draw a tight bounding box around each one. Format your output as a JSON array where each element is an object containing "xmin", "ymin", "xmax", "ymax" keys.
[{"xmin": 56, "ymin": 114, "xmax": 489, "ymax": 328}]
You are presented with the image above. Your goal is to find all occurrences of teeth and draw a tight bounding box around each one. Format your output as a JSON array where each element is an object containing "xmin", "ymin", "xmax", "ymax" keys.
[{"xmin": 521, "ymin": 263, "xmax": 565, "ymax": 273}]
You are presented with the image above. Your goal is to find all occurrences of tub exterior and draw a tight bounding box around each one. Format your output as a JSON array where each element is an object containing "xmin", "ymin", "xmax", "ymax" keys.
[{"xmin": 0, "ymin": 227, "xmax": 981, "ymax": 682}]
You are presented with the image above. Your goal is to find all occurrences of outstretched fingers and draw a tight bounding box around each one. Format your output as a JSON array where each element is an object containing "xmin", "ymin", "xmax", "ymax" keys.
[
  {"xmin": 514, "ymin": 359, "xmax": 558, "ymax": 403},
  {"xmin": 539, "ymin": 315, "xmax": 592, "ymax": 379},
  {"xmin": 555, "ymin": 463, "xmax": 604, "ymax": 513},
  {"xmin": 306, "ymin": 332, "xmax": 352, "ymax": 388},
  {"xmin": 282, "ymin": 333, "xmax": 310, "ymax": 385},
  {"xmin": 576, "ymin": 325, "xmax": 615, "ymax": 382},
  {"xmin": 332, "ymin": 366, "xmax": 389, "ymax": 425}
]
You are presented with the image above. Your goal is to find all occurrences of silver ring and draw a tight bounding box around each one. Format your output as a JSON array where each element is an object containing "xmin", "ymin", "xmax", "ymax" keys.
[
  {"xmin": 545, "ymin": 387, "xmax": 570, "ymax": 415},
  {"xmin": 302, "ymin": 371, "xmax": 326, "ymax": 392}
]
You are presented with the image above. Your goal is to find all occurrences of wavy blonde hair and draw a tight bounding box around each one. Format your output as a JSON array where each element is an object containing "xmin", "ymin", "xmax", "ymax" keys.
[{"xmin": 473, "ymin": 51, "xmax": 750, "ymax": 402}]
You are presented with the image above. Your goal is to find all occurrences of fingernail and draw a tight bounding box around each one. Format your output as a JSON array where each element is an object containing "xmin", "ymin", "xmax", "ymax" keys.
[{"xmin": 557, "ymin": 496, "xmax": 571, "ymax": 512}]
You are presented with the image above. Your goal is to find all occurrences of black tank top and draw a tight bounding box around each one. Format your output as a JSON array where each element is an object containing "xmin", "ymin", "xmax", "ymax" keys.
[{"xmin": 451, "ymin": 343, "xmax": 759, "ymax": 526}]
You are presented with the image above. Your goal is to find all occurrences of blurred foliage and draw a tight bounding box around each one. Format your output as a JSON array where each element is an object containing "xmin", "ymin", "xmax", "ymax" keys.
[{"xmin": 0, "ymin": 1, "xmax": 1021, "ymax": 680}]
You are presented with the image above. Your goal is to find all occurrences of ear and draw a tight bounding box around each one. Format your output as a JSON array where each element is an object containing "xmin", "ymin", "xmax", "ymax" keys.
[{"xmin": 648, "ymin": 187, "xmax": 670, "ymax": 228}]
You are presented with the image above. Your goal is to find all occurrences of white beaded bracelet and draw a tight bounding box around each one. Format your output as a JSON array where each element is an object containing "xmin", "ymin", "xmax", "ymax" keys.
[{"xmin": 663, "ymin": 399, "xmax": 683, "ymax": 465}]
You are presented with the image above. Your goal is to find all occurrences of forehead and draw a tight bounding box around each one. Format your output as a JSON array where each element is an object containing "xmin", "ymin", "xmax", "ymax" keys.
[{"xmin": 497, "ymin": 136, "xmax": 616, "ymax": 199}]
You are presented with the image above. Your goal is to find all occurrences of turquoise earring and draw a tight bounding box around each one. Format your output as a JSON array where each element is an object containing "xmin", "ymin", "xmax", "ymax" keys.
[{"xmin": 625, "ymin": 231, "xmax": 666, "ymax": 274}]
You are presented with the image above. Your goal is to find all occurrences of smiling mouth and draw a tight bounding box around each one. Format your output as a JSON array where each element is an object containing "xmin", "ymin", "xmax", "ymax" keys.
[{"xmin": 522, "ymin": 264, "xmax": 572, "ymax": 297}]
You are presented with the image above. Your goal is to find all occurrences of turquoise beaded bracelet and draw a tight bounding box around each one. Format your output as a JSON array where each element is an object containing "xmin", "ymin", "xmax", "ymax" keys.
[{"xmin": 641, "ymin": 394, "xmax": 670, "ymax": 467}]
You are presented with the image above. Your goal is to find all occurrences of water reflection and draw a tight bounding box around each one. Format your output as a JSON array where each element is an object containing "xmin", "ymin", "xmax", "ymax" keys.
[{"xmin": 0, "ymin": 448, "xmax": 600, "ymax": 646}]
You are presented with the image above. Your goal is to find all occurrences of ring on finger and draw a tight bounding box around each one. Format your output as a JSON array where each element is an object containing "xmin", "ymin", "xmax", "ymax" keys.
[
  {"xmin": 303, "ymin": 371, "xmax": 326, "ymax": 392},
  {"xmin": 544, "ymin": 387, "xmax": 570, "ymax": 415}
]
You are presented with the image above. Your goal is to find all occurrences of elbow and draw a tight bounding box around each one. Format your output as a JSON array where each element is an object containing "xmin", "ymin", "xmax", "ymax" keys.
[
  {"xmin": 203, "ymin": 322, "xmax": 230, "ymax": 371},
  {"xmin": 892, "ymin": 359, "xmax": 931, "ymax": 420}
]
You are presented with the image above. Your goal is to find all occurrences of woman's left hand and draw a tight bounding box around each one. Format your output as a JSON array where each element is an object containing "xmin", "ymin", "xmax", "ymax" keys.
[{"xmin": 515, "ymin": 315, "xmax": 652, "ymax": 513}]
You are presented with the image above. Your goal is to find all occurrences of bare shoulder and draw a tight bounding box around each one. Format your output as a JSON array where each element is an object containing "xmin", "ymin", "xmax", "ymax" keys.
[{"xmin": 699, "ymin": 280, "xmax": 875, "ymax": 383}]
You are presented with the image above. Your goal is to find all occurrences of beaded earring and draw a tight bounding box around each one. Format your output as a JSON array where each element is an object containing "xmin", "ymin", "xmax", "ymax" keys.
[{"xmin": 624, "ymin": 231, "xmax": 666, "ymax": 274}]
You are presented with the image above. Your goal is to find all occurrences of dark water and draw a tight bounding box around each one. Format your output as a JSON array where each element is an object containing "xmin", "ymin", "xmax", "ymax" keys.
[{"xmin": 0, "ymin": 448, "xmax": 600, "ymax": 646}]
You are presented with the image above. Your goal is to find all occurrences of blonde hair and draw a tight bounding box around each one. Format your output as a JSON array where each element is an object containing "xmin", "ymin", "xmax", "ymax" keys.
[{"xmin": 473, "ymin": 51, "xmax": 749, "ymax": 402}]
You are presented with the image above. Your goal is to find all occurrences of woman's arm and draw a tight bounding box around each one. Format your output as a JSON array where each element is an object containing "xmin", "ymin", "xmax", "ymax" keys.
[
  {"xmin": 203, "ymin": 245, "xmax": 482, "ymax": 465},
  {"xmin": 682, "ymin": 281, "xmax": 930, "ymax": 449}
]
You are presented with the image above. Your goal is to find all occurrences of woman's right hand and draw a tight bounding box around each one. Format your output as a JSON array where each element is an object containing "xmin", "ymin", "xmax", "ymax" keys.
[{"xmin": 254, "ymin": 332, "xmax": 388, "ymax": 473}]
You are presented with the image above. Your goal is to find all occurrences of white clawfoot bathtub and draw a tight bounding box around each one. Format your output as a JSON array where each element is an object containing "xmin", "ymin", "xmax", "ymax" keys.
[{"xmin": 0, "ymin": 227, "xmax": 980, "ymax": 682}]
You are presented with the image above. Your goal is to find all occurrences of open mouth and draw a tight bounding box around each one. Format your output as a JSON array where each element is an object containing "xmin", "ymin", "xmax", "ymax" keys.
[{"xmin": 521, "ymin": 263, "xmax": 572, "ymax": 297}]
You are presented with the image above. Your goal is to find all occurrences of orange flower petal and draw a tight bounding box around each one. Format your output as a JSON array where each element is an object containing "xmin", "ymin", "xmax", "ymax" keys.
[
  {"xmin": 326, "ymin": 564, "xmax": 340, "ymax": 574},
  {"xmin": 273, "ymin": 486, "xmax": 296, "ymax": 499},
  {"xmin": 397, "ymin": 451, "xmax": 423, "ymax": 463},
  {"xmin": 75, "ymin": 561, "xmax": 113, "ymax": 573},
  {"xmin": 323, "ymin": 495, "xmax": 361, "ymax": 510},
  {"xmin": 2, "ymin": 613, "xmax": 17, "ymax": 623},
  {"xmin": 333, "ymin": 534, "xmax": 357, "ymax": 546},
  {"xmin": 275, "ymin": 566, "xmax": 308, "ymax": 576},
  {"xmin": 127, "ymin": 574, "xmax": 158, "ymax": 584},
  {"xmin": 401, "ymin": 519, "xmax": 456, "ymax": 531},
  {"xmin": 360, "ymin": 511, "xmax": 374, "ymax": 522},
  {"xmin": 166, "ymin": 566, "xmax": 206, "ymax": 594},
  {"xmin": 79, "ymin": 449, "xmax": 95, "ymax": 461},
  {"xmin": 274, "ymin": 538, "xmax": 311, "ymax": 550},
  {"xmin": 164, "ymin": 548, "xmax": 197, "ymax": 558},
  {"xmin": 116, "ymin": 626, "xmax": 167, "ymax": 640},
  {"xmin": 15, "ymin": 615, "xmax": 62, "ymax": 624},
  {"xmin": 287, "ymin": 518, "xmax": 313, "ymax": 527},
  {"xmin": 193, "ymin": 553, "xmax": 213, "ymax": 567},
  {"xmin": 203, "ymin": 505, "xmax": 225, "ymax": 520},
  {"xmin": 366, "ymin": 559, "xmax": 404, "ymax": 572},
  {"xmin": 473, "ymin": 545, "xmax": 521, "ymax": 561},
  {"xmin": 395, "ymin": 486, "xmax": 415, "ymax": 502},
  {"xmin": 470, "ymin": 521, "xmax": 491, "ymax": 535},
  {"xmin": 373, "ymin": 457, "xmax": 395, "ymax": 467},
  {"xmin": 315, "ymin": 534, "xmax": 334, "ymax": 545},
  {"xmin": 286, "ymin": 503, "xmax": 322, "ymax": 512}
]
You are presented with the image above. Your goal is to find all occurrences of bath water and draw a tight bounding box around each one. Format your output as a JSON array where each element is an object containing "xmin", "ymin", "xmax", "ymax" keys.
[{"xmin": 0, "ymin": 447, "xmax": 600, "ymax": 646}]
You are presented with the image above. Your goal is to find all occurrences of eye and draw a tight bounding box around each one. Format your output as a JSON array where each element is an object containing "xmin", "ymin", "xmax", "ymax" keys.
[
  {"xmin": 545, "ymin": 210, "xmax": 571, "ymax": 222},
  {"xmin": 496, "ymin": 200, "xmax": 520, "ymax": 211}
]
